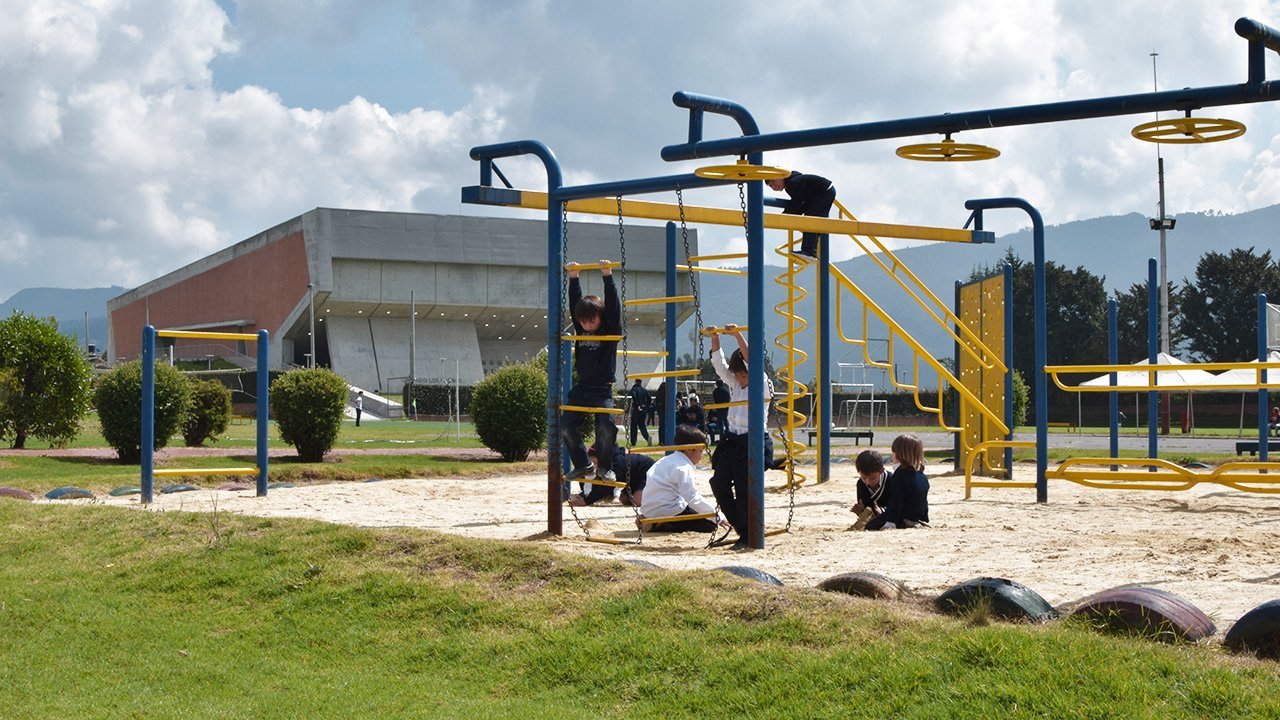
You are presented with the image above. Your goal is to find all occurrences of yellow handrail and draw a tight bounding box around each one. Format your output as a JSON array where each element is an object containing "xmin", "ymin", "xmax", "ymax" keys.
[
  {"xmin": 964, "ymin": 440, "xmax": 1036, "ymax": 498},
  {"xmin": 624, "ymin": 295, "xmax": 695, "ymax": 306},
  {"xmin": 1046, "ymin": 361, "xmax": 1280, "ymax": 393},
  {"xmin": 833, "ymin": 199, "xmax": 1006, "ymax": 375}
]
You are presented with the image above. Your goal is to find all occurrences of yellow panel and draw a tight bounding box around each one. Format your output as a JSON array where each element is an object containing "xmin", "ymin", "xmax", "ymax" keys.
[
  {"xmin": 957, "ymin": 275, "xmax": 1007, "ymax": 476},
  {"xmin": 158, "ymin": 330, "xmax": 258, "ymax": 341}
]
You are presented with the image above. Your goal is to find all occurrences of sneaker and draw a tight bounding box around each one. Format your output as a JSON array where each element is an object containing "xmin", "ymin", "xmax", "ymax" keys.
[
  {"xmin": 566, "ymin": 466, "xmax": 595, "ymax": 481},
  {"xmin": 597, "ymin": 469, "xmax": 617, "ymax": 483},
  {"xmin": 794, "ymin": 248, "xmax": 818, "ymax": 260}
]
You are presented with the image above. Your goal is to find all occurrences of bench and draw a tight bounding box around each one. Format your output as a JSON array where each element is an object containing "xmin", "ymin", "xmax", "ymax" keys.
[
  {"xmin": 806, "ymin": 429, "xmax": 875, "ymax": 446},
  {"xmin": 1047, "ymin": 421, "xmax": 1077, "ymax": 433},
  {"xmin": 1235, "ymin": 441, "xmax": 1280, "ymax": 456}
]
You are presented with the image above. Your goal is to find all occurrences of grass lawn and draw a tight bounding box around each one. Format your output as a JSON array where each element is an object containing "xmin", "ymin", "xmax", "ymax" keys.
[{"xmin": 1, "ymin": 502, "xmax": 1278, "ymax": 719}]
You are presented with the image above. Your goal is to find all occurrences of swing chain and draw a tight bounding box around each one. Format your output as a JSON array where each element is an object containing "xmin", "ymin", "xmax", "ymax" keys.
[
  {"xmin": 561, "ymin": 205, "xmax": 571, "ymax": 331},
  {"xmin": 616, "ymin": 196, "xmax": 629, "ymax": 444},
  {"xmin": 676, "ymin": 187, "xmax": 704, "ymax": 362}
]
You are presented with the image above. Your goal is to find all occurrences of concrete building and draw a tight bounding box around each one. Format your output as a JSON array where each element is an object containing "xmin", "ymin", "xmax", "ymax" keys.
[{"xmin": 107, "ymin": 208, "xmax": 697, "ymax": 393}]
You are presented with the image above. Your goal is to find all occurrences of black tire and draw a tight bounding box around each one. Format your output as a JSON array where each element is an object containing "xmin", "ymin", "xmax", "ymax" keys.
[
  {"xmin": 717, "ymin": 566, "xmax": 784, "ymax": 586},
  {"xmin": 1224, "ymin": 599, "xmax": 1280, "ymax": 659},
  {"xmin": 44, "ymin": 486, "xmax": 93, "ymax": 500},
  {"xmin": 217, "ymin": 483, "xmax": 251, "ymax": 491},
  {"xmin": 267, "ymin": 482, "xmax": 296, "ymax": 490},
  {"xmin": 0, "ymin": 487, "xmax": 35, "ymax": 502},
  {"xmin": 108, "ymin": 486, "xmax": 141, "ymax": 497},
  {"xmin": 818, "ymin": 572, "xmax": 906, "ymax": 600},
  {"xmin": 160, "ymin": 484, "xmax": 200, "ymax": 494},
  {"xmin": 623, "ymin": 559, "xmax": 662, "ymax": 570},
  {"xmin": 1068, "ymin": 587, "xmax": 1215, "ymax": 642},
  {"xmin": 935, "ymin": 577, "xmax": 1056, "ymax": 621}
]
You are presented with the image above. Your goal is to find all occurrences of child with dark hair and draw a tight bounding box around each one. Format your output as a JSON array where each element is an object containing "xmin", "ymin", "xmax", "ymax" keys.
[
  {"xmin": 866, "ymin": 434, "xmax": 930, "ymax": 531},
  {"xmin": 562, "ymin": 260, "xmax": 621, "ymax": 484},
  {"xmin": 850, "ymin": 450, "xmax": 890, "ymax": 531},
  {"xmin": 568, "ymin": 444, "xmax": 655, "ymax": 508},
  {"xmin": 706, "ymin": 324, "xmax": 773, "ymax": 549},
  {"xmin": 638, "ymin": 424, "xmax": 726, "ymax": 533},
  {"xmin": 766, "ymin": 170, "xmax": 836, "ymax": 259}
]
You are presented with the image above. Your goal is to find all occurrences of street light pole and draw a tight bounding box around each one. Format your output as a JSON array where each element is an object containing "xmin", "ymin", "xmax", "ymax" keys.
[
  {"xmin": 1150, "ymin": 51, "xmax": 1171, "ymax": 356},
  {"xmin": 307, "ymin": 282, "xmax": 315, "ymax": 368}
]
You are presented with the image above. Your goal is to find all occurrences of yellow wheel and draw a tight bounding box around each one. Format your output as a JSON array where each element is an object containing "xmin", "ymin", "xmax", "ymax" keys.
[
  {"xmin": 1131, "ymin": 116, "xmax": 1246, "ymax": 144},
  {"xmin": 896, "ymin": 138, "xmax": 1001, "ymax": 162},
  {"xmin": 694, "ymin": 158, "xmax": 790, "ymax": 180}
]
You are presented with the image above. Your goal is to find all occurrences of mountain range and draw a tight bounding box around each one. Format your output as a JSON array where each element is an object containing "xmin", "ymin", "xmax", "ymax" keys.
[{"xmin": 0, "ymin": 286, "xmax": 125, "ymax": 352}]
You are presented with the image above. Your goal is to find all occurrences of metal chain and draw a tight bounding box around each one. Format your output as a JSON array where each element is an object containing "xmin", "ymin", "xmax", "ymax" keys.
[
  {"xmin": 676, "ymin": 187, "xmax": 704, "ymax": 363},
  {"xmin": 561, "ymin": 205, "xmax": 571, "ymax": 332}
]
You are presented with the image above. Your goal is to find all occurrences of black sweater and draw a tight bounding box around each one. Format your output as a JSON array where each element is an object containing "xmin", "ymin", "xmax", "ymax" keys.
[
  {"xmin": 866, "ymin": 468, "xmax": 929, "ymax": 530},
  {"xmin": 781, "ymin": 172, "xmax": 834, "ymax": 214},
  {"xmin": 569, "ymin": 275, "xmax": 621, "ymax": 387}
]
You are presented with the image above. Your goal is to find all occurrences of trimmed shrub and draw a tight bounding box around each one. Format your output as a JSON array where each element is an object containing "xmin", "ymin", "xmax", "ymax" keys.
[
  {"xmin": 472, "ymin": 361, "xmax": 547, "ymax": 461},
  {"xmin": 95, "ymin": 360, "xmax": 192, "ymax": 463},
  {"xmin": 183, "ymin": 379, "xmax": 233, "ymax": 447},
  {"xmin": 271, "ymin": 368, "xmax": 348, "ymax": 462}
]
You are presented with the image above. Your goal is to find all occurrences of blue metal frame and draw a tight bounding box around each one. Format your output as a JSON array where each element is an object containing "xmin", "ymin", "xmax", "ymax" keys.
[
  {"xmin": 1108, "ymin": 298, "xmax": 1119, "ymax": 469},
  {"xmin": 1260, "ymin": 294, "xmax": 1269, "ymax": 461},
  {"xmin": 464, "ymin": 16, "xmax": 1280, "ymax": 536},
  {"xmin": 1003, "ymin": 262, "xmax": 1014, "ymax": 477},
  {"xmin": 1148, "ymin": 259, "xmax": 1159, "ymax": 466},
  {"xmin": 140, "ymin": 326, "xmax": 269, "ymax": 503}
]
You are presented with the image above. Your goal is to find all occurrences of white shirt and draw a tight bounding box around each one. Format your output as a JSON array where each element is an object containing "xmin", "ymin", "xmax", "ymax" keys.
[
  {"xmin": 639, "ymin": 451, "xmax": 717, "ymax": 519},
  {"xmin": 710, "ymin": 348, "xmax": 773, "ymax": 435}
]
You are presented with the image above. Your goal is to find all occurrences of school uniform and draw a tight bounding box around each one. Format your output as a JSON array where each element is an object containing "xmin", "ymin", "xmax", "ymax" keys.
[
  {"xmin": 779, "ymin": 171, "xmax": 836, "ymax": 256},
  {"xmin": 562, "ymin": 275, "xmax": 621, "ymax": 477},
  {"xmin": 639, "ymin": 451, "xmax": 718, "ymax": 533},
  {"xmin": 707, "ymin": 348, "xmax": 773, "ymax": 539},
  {"xmin": 866, "ymin": 467, "xmax": 930, "ymax": 530}
]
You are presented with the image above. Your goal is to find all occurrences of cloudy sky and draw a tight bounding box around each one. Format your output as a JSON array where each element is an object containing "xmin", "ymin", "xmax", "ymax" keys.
[{"xmin": 2, "ymin": 0, "xmax": 1279, "ymax": 301}]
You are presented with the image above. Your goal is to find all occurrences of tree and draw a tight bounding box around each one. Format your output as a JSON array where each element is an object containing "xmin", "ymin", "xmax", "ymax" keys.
[
  {"xmin": 1115, "ymin": 279, "xmax": 1186, "ymax": 363},
  {"xmin": 472, "ymin": 361, "xmax": 547, "ymax": 462},
  {"xmin": 95, "ymin": 360, "xmax": 191, "ymax": 463},
  {"xmin": 183, "ymin": 379, "xmax": 233, "ymax": 447},
  {"xmin": 270, "ymin": 368, "xmax": 349, "ymax": 462},
  {"xmin": 0, "ymin": 312, "xmax": 93, "ymax": 449},
  {"xmin": 1181, "ymin": 247, "xmax": 1280, "ymax": 362}
]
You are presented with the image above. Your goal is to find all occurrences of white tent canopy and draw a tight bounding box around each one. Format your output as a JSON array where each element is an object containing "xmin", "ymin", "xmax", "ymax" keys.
[{"xmin": 1080, "ymin": 352, "xmax": 1217, "ymax": 389}]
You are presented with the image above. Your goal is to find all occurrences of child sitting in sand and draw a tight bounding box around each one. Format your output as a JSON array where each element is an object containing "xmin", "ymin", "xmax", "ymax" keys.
[
  {"xmin": 865, "ymin": 434, "xmax": 930, "ymax": 531},
  {"xmin": 850, "ymin": 450, "xmax": 890, "ymax": 531}
]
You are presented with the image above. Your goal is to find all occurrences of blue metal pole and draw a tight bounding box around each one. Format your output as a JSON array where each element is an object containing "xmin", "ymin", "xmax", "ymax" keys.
[
  {"xmin": 747, "ymin": 167, "xmax": 766, "ymax": 549},
  {"xmin": 665, "ymin": 221, "xmax": 678, "ymax": 446},
  {"xmin": 1259, "ymin": 294, "xmax": 1269, "ymax": 461},
  {"xmin": 818, "ymin": 228, "xmax": 830, "ymax": 484},
  {"xmin": 1148, "ymin": 259, "xmax": 1159, "ymax": 467},
  {"xmin": 1003, "ymin": 263, "xmax": 1014, "ymax": 477},
  {"xmin": 1108, "ymin": 298, "xmax": 1119, "ymax": 469},
  {"xmin": 141, "ymin": 325, "xmax": 155, "ymax": 504},
  {"xmin": 963, "ymin": 198, "xmax": 1046, "ymax": 502},
  {"xmin": 256, "ymin": 330, "xmax": 269, "ymax": 497}
]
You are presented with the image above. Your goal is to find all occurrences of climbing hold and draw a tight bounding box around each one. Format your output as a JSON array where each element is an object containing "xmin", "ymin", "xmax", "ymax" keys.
[
  {"xmin": 717, "ymin": 566, "xmax": 784, "ymax": 586},
  {"xmin": 1068, "ymin": 587, "xmax": 1215, "ymax": 642},
  {"xmin": 818, "ymin": 571, "xmax": 906, "ymax": 600},
  {"xmin": 936, "ymin": 577, "xmax": 1056, "ymax": 621}
]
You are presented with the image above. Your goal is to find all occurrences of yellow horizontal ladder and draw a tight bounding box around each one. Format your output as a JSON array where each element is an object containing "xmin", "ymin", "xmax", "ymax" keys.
[
  {"xmin": 154, "ymin": 467, "xmax": 258, "ymax": 477},
  {"xmin": 628, "ymin": 443, "xmax": 705, "ymax": 455},
  {"xmin": 625, "ymin": 369, "xmax": 700, "ymax": 380},
  {"xmin": 559, "ymin": 405, "xmax": 625, "ymax": 415},
  {"xmin": 561, "ymin": 334, "xmax": 624, "ymax": 342},
  {"xmin": 624, "ymin": 295, "xmax": 695, "ymax": 306}
]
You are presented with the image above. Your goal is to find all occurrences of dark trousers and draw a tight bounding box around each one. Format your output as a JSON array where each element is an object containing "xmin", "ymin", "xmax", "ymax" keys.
[
  {"xmin": 644, "ymin": 506, "xmax": 717, "ymax": 533},
  {"xmin": 656, "ymin": 411, "xmax": 667, "ymax": 445},
  {"xmin": 561, "ymin": 385, "xmax": 617, "ymax": 474},
  {"xmin": 798, "ymin": 186, "xmax": 836, "ymax": 255},
  {"xmin": 629, "ymin": 411, "xmax": 650, "ymax": 445},
  {"xmin": 355, "ymin": 408, "xmax": 362, "ymax": 427},
  {"xmin": 710, "ymin": 432, "xmax": 750, "ymax": 537}
]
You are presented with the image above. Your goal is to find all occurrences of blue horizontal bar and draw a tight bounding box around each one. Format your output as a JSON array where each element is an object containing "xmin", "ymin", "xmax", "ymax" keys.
[{"xmin": 553, "ymin": 173, "xmax": 741, "ymax": 203}]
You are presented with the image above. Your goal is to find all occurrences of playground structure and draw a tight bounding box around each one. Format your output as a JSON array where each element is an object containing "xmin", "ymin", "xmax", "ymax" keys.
[
  {"xmin": 463, "ymin": 17, "xmax": 1280, "ymax": 549},
  {"xmin": 140, "ymin": 325, "xmax": 270, "ymax": 504}
]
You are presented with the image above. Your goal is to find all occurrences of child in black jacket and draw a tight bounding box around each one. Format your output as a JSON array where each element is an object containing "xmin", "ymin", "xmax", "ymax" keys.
[
  {"xmin": 562, "ymin": 260, "xmax": 621, "ymax": 483},
  {"xmin": 866, "ymin": 434, "xmax": 930, "ymax": 531}
]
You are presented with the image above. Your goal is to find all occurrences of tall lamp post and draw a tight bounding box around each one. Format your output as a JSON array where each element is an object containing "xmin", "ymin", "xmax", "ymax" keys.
[
  {"xmin": 307, "ymin": 282, "xmax": 316, "ymax": 369},
  {"xmin": 1148, "ymin": 52, "xmax": 1176, "ymax": 432}
]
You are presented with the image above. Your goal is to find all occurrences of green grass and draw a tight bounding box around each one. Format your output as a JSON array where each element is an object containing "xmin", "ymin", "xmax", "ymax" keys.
[{"xmin": 1, "ymin": 502, "xmax": 1277, "ymax": 719}]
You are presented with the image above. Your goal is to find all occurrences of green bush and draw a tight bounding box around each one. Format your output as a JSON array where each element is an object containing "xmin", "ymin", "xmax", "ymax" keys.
[
  {"xmin": 271, "ymin": 368, "xmax": 348, "ymax": 462},
  {"xmin": 1011, "ymin": 369, "xmax": 1030, "ymax": 428},
  {"xmin": 183, "ymin": 379, "xmax": 233, "ymax": 447},
  {"xmin": 95, "ymin": 360, "xmax": 192, "ymax": 463},
  {"xmin": 471, "ymin": 361, "xmax": 547, "ymax": 462},
  {"xmin": 0, "ymin": 312, "xmax": 94, "ymax": 449}
]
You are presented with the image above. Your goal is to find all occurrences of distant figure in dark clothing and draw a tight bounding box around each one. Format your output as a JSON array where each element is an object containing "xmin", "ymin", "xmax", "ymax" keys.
[
  {"xmin": 628, "ymin": 379, "xmax": 652, "ymax": 446},
  {"xmin": 654, "ymin": 381, "xmax": 668, "ymax": 445},
  {"xmin": 677, "ymin": 392, "xmax": 705, "ymax": 433},
  {"xmin": 766, "ymin": 171, "xmax": 836, "ymax": 259},
  {"xmin": 707, "ymin": 379, "xmax": 731, "ymax": 445},
  {"xmin": 849, "ymin": 450, "xmax": 890, "ymax": 531},
  {"xmin": 866, "ymin": 435, "xmax": 930, "ymax": 531}
]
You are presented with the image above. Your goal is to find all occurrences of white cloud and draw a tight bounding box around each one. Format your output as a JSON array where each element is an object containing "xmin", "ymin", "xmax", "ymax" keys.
[{"xmin": 2, "ymin": 0, "xmax": 1280, "ymax": 299}]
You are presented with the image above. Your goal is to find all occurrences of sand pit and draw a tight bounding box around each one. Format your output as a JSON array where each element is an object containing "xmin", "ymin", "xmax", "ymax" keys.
[{"xmin": 82, "ymin": 462, "xmax": 1280, "ymax": 632}]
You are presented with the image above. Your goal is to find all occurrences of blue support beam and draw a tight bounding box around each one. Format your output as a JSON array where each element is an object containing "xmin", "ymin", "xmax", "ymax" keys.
[
  {"xmin": 1148, "ymin": 259, "xmax": 1159, "ymax": 467},
  {"xmin": 1260, "ymin": 294, "xmax": 1269, "ymax": 461},
  {"xmin": 1108, "ymin": 298, "xmax": 1119, "ymax": 470}
]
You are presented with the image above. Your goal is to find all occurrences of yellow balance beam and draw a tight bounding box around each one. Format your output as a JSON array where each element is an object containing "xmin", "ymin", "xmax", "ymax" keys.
[
  {"xmin": 561, "ymin": 335, "xmax": 624, "ymax": 342},
  {"xmin": 560, "ymin": 405, "xmax": 625, "ymax": 415},
  {"xmin": 626, "ymin": 369, "xmax": 700, "ymax": 380},
  {"xmin": 154, "ymin": 467, "xmax": 258, "ymax": 477},
  {"xmin": 629, "ymin": 443, "xmax": 706, "ymax": 455},
  {"xmin": 488, "ymin": 190, "xmax": 985, "ymax": 243},
  {"xmin": 157, "ymin": 330, "xmax": 258, "ymax": 341},
  {"xmin": 624, "ymin": 295, "xmax": 695, "ymax": 306}
]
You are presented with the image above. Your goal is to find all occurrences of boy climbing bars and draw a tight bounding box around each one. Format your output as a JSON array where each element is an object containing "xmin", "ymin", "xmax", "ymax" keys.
[
  {"xmin": 766, "ymin": 170, "xmax": 836, "ymax": 259},
  {"xmin": 562, "ymin": 260, "xmax": 621, "ymax": 483}
]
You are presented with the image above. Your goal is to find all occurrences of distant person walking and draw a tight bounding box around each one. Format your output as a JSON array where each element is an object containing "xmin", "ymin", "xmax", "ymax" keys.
[
  {"xmin": 355, "ymin": 390, "xmax": 364, "ymax": 427},
  {"xmin": 766, "ymin": 171, "xmax": 836, "ymax": 259},
  {"xmin": 628, "ymin": 378, "xmax": 652, "ymax": 446}
]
